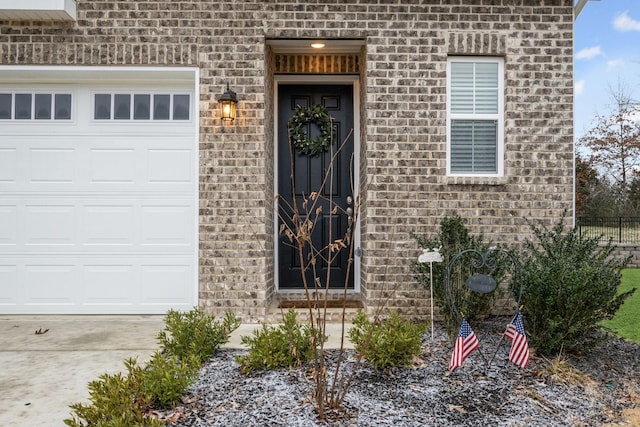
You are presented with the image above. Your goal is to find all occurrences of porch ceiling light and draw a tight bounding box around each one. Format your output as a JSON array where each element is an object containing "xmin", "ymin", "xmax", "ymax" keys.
[
  {"xmin": 311, "ymin": 41, "xmax": 326, "ymax": 49},
  {"xmin": 218, "ymin": 83, "xmax": 237, "ymax": 123}
]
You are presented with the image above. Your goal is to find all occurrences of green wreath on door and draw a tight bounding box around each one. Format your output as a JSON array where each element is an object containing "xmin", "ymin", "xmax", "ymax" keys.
[{"xmin": 288, "ymin": 104, "xmax": 336, "ymax": 156}]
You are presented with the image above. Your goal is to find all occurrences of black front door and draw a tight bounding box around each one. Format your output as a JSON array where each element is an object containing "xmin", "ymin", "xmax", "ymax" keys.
[{"xmin": 277, "ymin": 84, "xmax": 355, "ymax": 289}]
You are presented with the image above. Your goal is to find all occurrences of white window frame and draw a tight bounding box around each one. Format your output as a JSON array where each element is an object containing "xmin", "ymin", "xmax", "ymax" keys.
[
  {"xmin": 446, "ymin": 56, "xmax": 505, "ymax": 176},
  {"xmin": 0, "ymin": 91, "xmax": 73, "ymax": 121},
  {"xmin": 91, "ymin": 92, "xmax": 192, "ymax": 122}
]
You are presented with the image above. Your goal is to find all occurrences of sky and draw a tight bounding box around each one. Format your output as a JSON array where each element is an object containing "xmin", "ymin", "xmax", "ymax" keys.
[{"xmin": 574, "ymin": 0, "xmax": 640, "ymax": 139}]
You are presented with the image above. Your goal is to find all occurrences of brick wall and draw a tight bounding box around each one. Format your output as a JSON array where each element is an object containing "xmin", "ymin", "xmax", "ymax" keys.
[{"xmin": 0, "ymin": 0, "xmax": 574, "ymax": 321}]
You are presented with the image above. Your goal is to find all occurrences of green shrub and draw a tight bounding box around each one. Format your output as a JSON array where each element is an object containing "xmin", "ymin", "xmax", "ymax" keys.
[
  {"xmin": 64, "ymin": 358, "xmax": 163, "ymax": 427},
  {"xmin": 236, "ymin": 309, "xmax": 316, "ymax": 374},
  {"xmin": 65, "ymin": 350, "xmax": 198, "ymax": 426},
  {"xmin": 66, "ymin": 307, "xmax": 238, "ymax": 426},
  {"xmin": 158, "ymin": 308, "xmax": 240, "ymax": 364},
  {"xmin": 348, "ymin": 309, "xmax": 427, "ymax": 370},
  {"xmin": 142, "ymin": 350, "xmax": 199, "ymax": 408},
  {"xmin": 413, "ymin": 216, "xmax": 510, "ymax": 336},
  {"xmin": 518, "ymin": 214, "xmax": 636, "ymax": 356}
]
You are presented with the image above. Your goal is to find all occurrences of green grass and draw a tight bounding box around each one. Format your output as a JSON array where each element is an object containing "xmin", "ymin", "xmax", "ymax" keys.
[{"xmin": 602, "ymin": 269, "xmax": 640, "ymax": 344}]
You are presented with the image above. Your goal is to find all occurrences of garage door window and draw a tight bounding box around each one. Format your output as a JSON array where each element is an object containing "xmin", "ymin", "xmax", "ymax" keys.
[
  {"xmin": 0, "ymin": 92, "xmax": 72, "ymax": 120},
  {"xmin": 94, "ymin": 93, "xmax": 191, "ymax": 121}
]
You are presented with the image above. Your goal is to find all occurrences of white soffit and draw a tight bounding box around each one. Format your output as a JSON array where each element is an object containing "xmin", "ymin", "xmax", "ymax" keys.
[{"xmin": 0, "ymin": 0, "xmax": 76, "ymax": 21}]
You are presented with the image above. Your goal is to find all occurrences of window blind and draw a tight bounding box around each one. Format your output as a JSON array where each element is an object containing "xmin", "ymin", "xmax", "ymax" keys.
[{"xmin": 450, "ymin": 120, "xmax": 497, "ymax": 173}]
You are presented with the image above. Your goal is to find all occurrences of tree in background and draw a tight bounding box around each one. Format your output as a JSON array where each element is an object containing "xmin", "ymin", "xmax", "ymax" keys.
[
  {"xmin": 578, "ymin": 83, "xmax": 640, "ymax": 190},
  {"xmin": 624, "ymin": 170, "xmax": 640, "ymax": 216},
  {"xmin": 575, "ymin": 154, "xmax": 599, "ymax": 215},
  {"xmin": 582, "ymin": 180, "xmax": 625, "ymax": 217},
  {"xmin": 575, "ymin": 154, "xmax": 625, "ymax": 217}
]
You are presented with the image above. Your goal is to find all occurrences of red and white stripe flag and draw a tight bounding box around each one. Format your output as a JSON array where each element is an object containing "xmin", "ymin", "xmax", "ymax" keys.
[
  {"xmin": 449, "ymin": 319, "xmax": 480, "ymax": 371},
  {"xmin": 504, "ymin": 311, "xmax": 530, "ymax": 369}
]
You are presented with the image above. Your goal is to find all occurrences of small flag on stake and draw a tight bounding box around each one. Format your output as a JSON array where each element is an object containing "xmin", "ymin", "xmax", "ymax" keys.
[
  {"xmin": 504, "ymin": 311, "xmax": 530, "ymax": 369},
  {"xmin": 449, "ymin": 318, "xmax": 480, "ymax": 371}
]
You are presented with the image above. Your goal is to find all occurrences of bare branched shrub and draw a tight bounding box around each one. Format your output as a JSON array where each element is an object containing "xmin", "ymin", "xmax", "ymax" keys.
[
  {"xmin": 276, "ymin": 123, "xmax": 360, "ymax": 418},
  {"xmin": 272, "ymin": 114, "xmax": 420, "ymax": 420}
]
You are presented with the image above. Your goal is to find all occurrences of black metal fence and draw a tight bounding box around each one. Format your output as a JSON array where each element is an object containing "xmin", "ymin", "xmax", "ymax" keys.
[{"xmin": 576, "ymin": 217, "xmax": 640, "ymax": 244}]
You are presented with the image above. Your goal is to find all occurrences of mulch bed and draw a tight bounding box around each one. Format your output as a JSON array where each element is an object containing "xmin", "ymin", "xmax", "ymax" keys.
[{"xmin": 159, "ymin": 325, "xmax": 640, "ymax": 426}]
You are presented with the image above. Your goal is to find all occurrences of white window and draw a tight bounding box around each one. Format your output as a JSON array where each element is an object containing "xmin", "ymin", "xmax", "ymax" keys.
[
  {"xmin": 0, "ymin": 92, "xmax": 72, "ymax": 121},
  {"xmin": 447, "ymin": 57, "xmax": 504, "ymax": 176},
  {"xmin": 93, "ymin": 93, "xmax": 191, "ymax": 121}
]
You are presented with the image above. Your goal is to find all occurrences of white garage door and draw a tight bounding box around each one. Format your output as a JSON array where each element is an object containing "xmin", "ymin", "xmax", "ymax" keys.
[{"xmin": 0, "ymin": 67, "xmax": 198, "ymax": 314}]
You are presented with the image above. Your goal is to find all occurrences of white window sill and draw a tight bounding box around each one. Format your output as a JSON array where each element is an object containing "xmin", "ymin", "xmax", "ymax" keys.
[
  {"xmin": 0, "ymin": 0, "xmax": 76, "ymax": 22},
  {"xmin": 440, "ymin": 176, "xmax": 509, "ymax": 186}
]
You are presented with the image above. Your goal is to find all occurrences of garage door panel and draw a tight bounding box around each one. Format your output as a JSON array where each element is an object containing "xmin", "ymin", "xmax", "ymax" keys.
[
  {"xmin": 24, "ymin": 263, "xmax": 77, "ymax": 304},
  {"xmin": 0, "ymin": 265, "xmax": 18, "ymax": 303},
  {"xmin": 30, "ymin": 148, "xmax": 76, "ymax": 183},
  {"xmin": 89, "ymin": 149, "xmax": 137, "ymax": 183},
  {"xmin": 0, "ymin": 205, "xmax": 18, "ymax": 245},
  {"xmin": 25, "ymin": 204, "xmax": 76, "ymax": 246},
  {"xmin": 0, "ymin": 148, "xmax": 17, "ymax": 183},
  {"xmin": 1, "ymin": 136, "xmax": 194, "ymax": 193},
  {"xmin": 148, "ymin": 149, "xmax": 193, "ymax": 183},
  {"xmin": 0, "ymin": 199, "xmax": 195, "ymax": 253},
  {"xmin": 1, "ymin": 255, "xmax": 194, "ymax": 313},
  {"xmin": 83, "ymin": 264, "xmax": 137, "ymax": 304},
  {"xmin": 82, "ymin": 205, "xmax": 135, "ymax": 246}
]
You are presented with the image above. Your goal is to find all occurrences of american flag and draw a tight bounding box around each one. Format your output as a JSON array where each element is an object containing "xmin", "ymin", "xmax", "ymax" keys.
[
  {"xmin": 504, "ymin": 311, "xmax": 530, "ymax": 369},
  {"xmin": 449, "ymin": 319, "xmax": 480, "ymax": 371}
]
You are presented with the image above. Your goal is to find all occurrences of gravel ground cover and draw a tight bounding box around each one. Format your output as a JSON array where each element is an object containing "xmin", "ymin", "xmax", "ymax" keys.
[{"xmin": 161, "ymin": 324, "xmax": 639, "ymax": 427}]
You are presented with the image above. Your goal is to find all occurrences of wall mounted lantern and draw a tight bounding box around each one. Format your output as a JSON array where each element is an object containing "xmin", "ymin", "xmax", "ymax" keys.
[{"xmin": 218, "ymin": 83, "xmax": 237, "ymax": 123}]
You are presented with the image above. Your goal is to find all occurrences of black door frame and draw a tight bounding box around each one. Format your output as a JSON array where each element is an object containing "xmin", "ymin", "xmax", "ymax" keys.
[{"xmin": 274, "ymin": 75, "xmax": 361, "ymax": 293}]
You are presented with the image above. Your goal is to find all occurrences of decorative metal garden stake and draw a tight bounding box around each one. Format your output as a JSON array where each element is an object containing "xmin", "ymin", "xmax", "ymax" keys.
[{"xmin": 418, "ymin": 248, "xmax": 443, "ymax": 340}]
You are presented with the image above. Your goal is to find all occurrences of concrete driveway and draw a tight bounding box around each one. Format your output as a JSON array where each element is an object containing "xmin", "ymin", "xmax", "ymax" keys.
[{"xmin": 0, "ymin": 315, "xmax": 164, "ymax": 427}]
